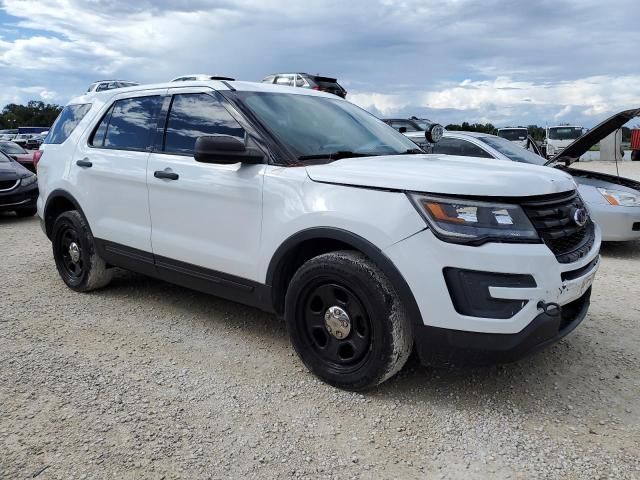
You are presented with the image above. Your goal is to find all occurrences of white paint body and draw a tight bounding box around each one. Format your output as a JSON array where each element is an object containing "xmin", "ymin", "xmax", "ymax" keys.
[{"xmin": 37, "ymin": 81, "xmax": 600, "ymax": 336}]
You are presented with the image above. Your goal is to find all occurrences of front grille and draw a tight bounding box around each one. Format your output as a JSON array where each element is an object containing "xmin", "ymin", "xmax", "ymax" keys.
[
  {"xmin": 0, "ymin": 179, "xmax": 19, "ymax": 191},
  {"xmin": 521, "ymin": 191, "xmax": 595, "ymax": 264}
]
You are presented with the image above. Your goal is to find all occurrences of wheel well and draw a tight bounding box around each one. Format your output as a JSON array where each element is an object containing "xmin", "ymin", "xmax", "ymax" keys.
[
  {"xmin": 44, "ymin": 195, "xmax": 77, "ymax": 239},
  {"xmin": 270, "ymin": 238, "xmax": 356, "ymax": 314}
]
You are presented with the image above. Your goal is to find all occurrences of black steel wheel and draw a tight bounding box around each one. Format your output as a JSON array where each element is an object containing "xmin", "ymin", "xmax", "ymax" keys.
[
  {"xmin": 56, "ymin": 224, "xmax": 85, "ymax": 281},
  {"xmin": 51, "ymin": 210, "xmax": 112, "ymax": 292},
  {"xmin": 299, "ymin": 282, "xmax": 372, "ymax": 372},
  {"xmin": 285, "ymin": 250, "xmax": 414, "ymax": 390}
]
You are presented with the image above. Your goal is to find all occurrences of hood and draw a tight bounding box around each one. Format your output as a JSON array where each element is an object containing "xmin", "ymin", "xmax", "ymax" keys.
[
  {"xmin": 546, "ymin": 107, "xmax": 640, "ymax": 165},
  {"xmin": 305, "ymin": 154, "xmax": 576, "ymax": 197},
  {"xmin": 0, "ymin": 159, "xmax": 31, "ymax": 179},
  {"xmin": 559, "ymin": 165, "xmax": 640, "ymax": 192}
]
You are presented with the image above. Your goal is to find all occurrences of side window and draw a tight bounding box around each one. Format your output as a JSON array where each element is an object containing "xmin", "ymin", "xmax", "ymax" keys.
[
  {"xmin": 92, "ymin": 96, "xmax": 162, "ymax": 150},
  {"xmin": 295, "ymin": 75, "xmax": 308, "ymax": 87},
  {"xmin": 45, "ymin": 103, "xmax": 92, "ymax": 144},
  {"xmin": 433, "ymin": 138, "xmax": 493, "ymax": 158},
  {"xmin": 432, "ymin": 138, "xmax": 464, "ymax": 155},
  {"xmin": 96, "ymin": 83, "xmax": 109, "ymax": 92},
  {"xmin": 89, "ymin": 104, "xmax": 114, "ymax": 147},
  {"xmin": 163, "ymin": 93, "xmax": 245, "ymax": 155},
  {"xmin": 459, "ymin": 140, "xmax": 494, "ymax": 158}
]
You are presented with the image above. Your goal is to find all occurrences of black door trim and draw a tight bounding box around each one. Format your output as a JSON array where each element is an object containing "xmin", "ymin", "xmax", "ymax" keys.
[{"xmin": 93, "ymin": 238, "xmax": 274, "ymax": 312}]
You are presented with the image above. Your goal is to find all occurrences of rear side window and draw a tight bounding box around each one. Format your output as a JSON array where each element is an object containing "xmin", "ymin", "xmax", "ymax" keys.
[
  {"xmin": 45, "ymin": 104, "xmax": 92, "ymax": 144},
  {"xmin": 163, "ymin": 93, "xmax": 245, "ymax": 155},
  {"xmin": 432, "ymin": 138, "xmax": 493, "ymax": 158},
  {"xmin": 91, "ymin": 96, "xmax": 163, "ymax": 151}
]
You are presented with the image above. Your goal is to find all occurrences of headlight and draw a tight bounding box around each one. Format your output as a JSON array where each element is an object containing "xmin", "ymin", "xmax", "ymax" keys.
[
  {"xmin": 20, "ymin": 175, "xmax": 37, "ymax": 187},
  {"xmin": 598, "ymin": 188, "xmax": 640, "ymax": 207},
  {"xmin": 408, "ymin": 193, "xmax": 539, "ymax": 245}
]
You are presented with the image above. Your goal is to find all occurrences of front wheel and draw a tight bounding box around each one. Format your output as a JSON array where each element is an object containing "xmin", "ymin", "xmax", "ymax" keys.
[
  {"xmin": 285, "ymin": 250, "xmax": 414, "ymax": 390},
  {"xmin": 51, "ymin": 210, "xmax": 112, "ymax": 292}
]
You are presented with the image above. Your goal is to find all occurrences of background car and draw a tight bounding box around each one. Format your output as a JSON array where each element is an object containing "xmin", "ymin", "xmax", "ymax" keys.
[
  {"xmin": 25, "ymin": 134, "xmax": 45, "ymax": 150},
  {"xmin": 0, "ymin": 150, "xmax": 38, "ymax": 216},
  {"xmin": 432, "ymin": 116, "xmax": 640, "ymax": 242},
  {"xmin": 382, "ymin": 117, "xmax": 444, "ymax": 151},
  {"xmin": 261, "ymin": 73, "xmax": 347, "ymax": 98},
  {"xmin": 0, "ymin": 141, "xmax": 35, "ymax": 172},
  {"xmin": 170, "ymin": 74, "xmax": 235, "ymax": 82},
  {"xmin": 86, "ymin": 80, "xmax": 139, "ymax": 93},
  {"xmin": 11, "ymin": 133, "xmax": 33, "ymax": 148}
]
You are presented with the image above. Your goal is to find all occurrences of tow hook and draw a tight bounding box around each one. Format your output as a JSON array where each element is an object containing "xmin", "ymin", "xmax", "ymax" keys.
[{"xmin": 537, "ymin": 301, "xmax": 561, "ymax": 317}]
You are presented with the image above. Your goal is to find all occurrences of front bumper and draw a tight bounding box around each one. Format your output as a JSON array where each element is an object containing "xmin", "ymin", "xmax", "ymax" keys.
[
  {"xmin": 414, "ymin": 288, "xmax": 591, "ymax": 364},
  {"xmin": 587, "ymin": 202, "xmax": 640, "ymax": 241},
  {"xmin": 384, "ymin": 225, "xmax": 601, "ymax": 335},
  {"xmin": 0, "ymin": 183, "xmax": 38, "ymax": 211}
]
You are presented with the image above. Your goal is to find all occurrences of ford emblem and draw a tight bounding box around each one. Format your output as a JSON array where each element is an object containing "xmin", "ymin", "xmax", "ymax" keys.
[{"xmin": 573, "ymin": 208, "xmax": 588, "ymax": 227}]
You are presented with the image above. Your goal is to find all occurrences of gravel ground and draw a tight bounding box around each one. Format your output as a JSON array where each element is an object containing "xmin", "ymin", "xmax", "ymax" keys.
[{"xmin": 1, "ymin": 207, "xmax": 639, "ymax": 479}]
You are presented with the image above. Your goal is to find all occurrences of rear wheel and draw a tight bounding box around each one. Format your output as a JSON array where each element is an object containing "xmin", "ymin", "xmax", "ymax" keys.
[
  {"xmin": 52, "ymin": 210, "xmax": 112, "ymax": 292},
  {"xmin": 285, "ymin": 250, "xmax": 414, "ymax": 390}
]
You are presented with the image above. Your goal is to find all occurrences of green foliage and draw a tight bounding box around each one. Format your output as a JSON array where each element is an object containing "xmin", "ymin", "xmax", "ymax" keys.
[
  {"xmin": 0, "ymin": 101, "xmax": 62, "ymax": 129},
  {"xmin": 444, "ymin": 122, "xmax": 497, "ymax": 135}
]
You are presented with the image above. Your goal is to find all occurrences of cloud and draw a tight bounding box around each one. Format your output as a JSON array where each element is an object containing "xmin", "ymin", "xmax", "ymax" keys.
[{"xmin": 0, "ymin": 0, "xmax": 638, "ymax": 126}]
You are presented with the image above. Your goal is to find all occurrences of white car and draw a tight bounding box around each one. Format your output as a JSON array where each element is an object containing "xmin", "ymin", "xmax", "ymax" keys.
[
  {"xmin": 433, "ymin": 125, "xmax": 640, "ymax": 241},
  {"xmin": 36, "ymin": 80, "xmax": 600, "ymax": 390},
  {"xmin": 86, "ymin": 80, "xmax": 139, "ymax": 93},
  {"xmin": 170, "ymin": 74, "xmax": 235, "ymax": 82}
]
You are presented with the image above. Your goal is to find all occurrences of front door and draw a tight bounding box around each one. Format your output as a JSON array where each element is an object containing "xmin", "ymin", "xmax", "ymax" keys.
[{"xmin": 147, "ymin": 89, "xmax": 265, "ymax": 282}]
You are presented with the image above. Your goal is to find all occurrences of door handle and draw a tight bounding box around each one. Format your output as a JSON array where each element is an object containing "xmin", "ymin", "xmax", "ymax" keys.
[
  {"xmin": 76, "ymin": 159, "xmax": 92, "ymax": 168},
  {"xmin": 154, "ymin": 170, "xmax": 179, "ymax": 180}
]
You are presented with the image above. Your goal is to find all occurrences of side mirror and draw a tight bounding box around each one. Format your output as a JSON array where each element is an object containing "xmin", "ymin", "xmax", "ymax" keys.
[
  {"xmin": 425, "ymin": 124, "xmax": 444, "ymax": 143},
  {"xmin": 398, "ymin": 126, "xmax": 407, "ymax": 134},
  {"xmin": 194, "ymin": 135, "xmax": 264, "ymax": 165}
]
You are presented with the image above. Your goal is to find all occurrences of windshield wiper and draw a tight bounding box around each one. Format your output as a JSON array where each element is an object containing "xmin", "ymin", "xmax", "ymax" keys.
[{"xmin": 297, "ymin": 151, "xmax": 376, "ymax": 161}]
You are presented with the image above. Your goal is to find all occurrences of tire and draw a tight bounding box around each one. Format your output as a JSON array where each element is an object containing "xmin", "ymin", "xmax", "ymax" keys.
[
  {"xmin": 285, "ymin": 250, "xmax": 414, "ymax": 391},
  {"xmin": 15, "ymin": 207, "xmax": 37, "ymax": 217},
  {"xmin": 51, "ymin": 210, "xmax": 112, "ymax": 292}
]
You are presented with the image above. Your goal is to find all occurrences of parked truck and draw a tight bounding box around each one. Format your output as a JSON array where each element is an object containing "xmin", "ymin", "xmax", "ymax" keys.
[{"xmin": 544, "ymin": 125, "xmax": 584, "ymax": 158}]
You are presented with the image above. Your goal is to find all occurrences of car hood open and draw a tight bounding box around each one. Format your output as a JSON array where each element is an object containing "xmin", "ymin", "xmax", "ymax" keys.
[
  {"xmin": 546, "ymin": 107, "xmax": 640, "ymax": 165},
  {"xmin": 306, "ymin": 154, "xmax": 576, "ymax": 197}
]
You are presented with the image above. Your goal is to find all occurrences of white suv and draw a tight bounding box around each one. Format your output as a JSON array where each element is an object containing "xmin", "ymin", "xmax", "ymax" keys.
[{"xmin": 36, "ymin": 80, "xmax": 601, "ymax": 390}]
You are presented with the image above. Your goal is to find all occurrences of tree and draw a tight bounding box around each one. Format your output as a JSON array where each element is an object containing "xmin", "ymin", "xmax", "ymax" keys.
[{"xmin": 0, "ymin": 101, "xmax": 62, "ymax": 129}]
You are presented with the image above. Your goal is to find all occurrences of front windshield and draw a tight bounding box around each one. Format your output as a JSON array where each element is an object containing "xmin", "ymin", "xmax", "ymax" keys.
[
  {"xmin": 0, "ymin": 142, "xmax": 26, "ymax": 154},
  {"xmin": 498, "ymin": 129, "xmax": 527, "ymax": 141},
  {"xmin": 478, "ymin": 136, "xmax": 546, "ymax": 165},
  {"xmin": 235, "ymin": 92, "xmax": 420, "ymax": 161},
  {"xmin": 548, "ymin": 127, "xmax": 582, "ymax": 140}
]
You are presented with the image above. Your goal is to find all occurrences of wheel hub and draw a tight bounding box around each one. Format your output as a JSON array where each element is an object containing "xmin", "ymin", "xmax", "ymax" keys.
[
  {"xmin": 68, "ymin": 242, "xmax": 80, "ymax": 264},
  {"xmin": 324, "ymin": 306, "xmax": 351, "ymax": 339}
]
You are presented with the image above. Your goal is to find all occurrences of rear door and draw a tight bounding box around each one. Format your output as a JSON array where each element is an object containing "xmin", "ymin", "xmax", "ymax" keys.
[
  {"xmin": 147, "ymin": 88, "xmax": 265, "ymax": 282},
  {"xmin": 71, "ymin": 89, "xmax": 165, "ymax": 253}
]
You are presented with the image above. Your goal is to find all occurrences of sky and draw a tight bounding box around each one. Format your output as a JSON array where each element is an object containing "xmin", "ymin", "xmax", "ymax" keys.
[{"xmin": 0, "ymin": 0, "xmax": 638, "ymax": 127}]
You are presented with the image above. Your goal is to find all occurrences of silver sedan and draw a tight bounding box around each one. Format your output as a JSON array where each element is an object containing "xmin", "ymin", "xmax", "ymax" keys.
[{"xmin": 432, "ymin": 128, "xmax": 640, "ymax": 242}]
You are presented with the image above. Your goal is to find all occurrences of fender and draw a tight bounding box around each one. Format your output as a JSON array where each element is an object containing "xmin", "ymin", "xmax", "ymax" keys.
[
  {"xmin": 43, "ymin": 189, "xmax": 90, "ymax": 239},
  {"xmin": 266, "ymin": 227, "xmax": 424, "ymax": 326}
]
